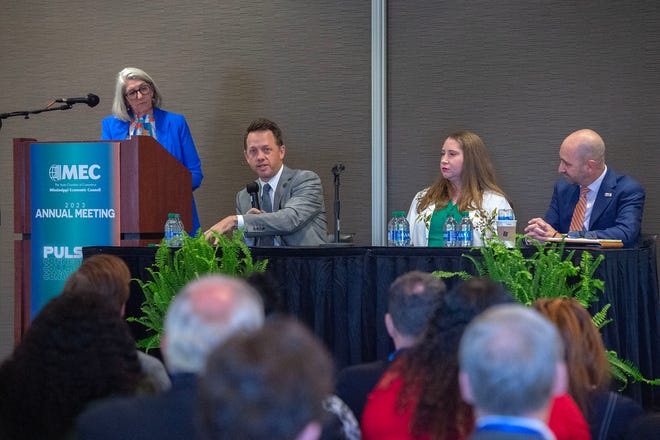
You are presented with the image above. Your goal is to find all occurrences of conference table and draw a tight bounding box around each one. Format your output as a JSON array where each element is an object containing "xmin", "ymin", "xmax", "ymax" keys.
[{"xmin": 84, "ymin": 236, "xmax": 660, "ymax": 409}]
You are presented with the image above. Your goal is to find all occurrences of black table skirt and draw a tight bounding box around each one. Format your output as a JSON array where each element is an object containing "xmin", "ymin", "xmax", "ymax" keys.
[{"xmin": 84, "ymin": 238, "xmax": 660, "ymax": 409}]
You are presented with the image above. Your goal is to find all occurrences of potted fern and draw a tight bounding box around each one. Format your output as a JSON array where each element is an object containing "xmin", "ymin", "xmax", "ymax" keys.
[
  {"xmin": 434, "ymin": 236, "xmax": 659, "ymax": 388},
  {"xmin": 129, "ymin": 229, "xmax": 267, "ymax": 350}
]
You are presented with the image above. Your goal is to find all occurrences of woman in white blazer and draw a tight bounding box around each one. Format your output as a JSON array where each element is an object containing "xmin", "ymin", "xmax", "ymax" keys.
[{"xmin": 406, "ymin": 130, "xmax": 512, "ymax": 247}]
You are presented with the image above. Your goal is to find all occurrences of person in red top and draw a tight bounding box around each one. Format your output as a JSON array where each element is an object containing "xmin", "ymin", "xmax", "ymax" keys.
[{"xmin": 361, "ymin": 277, "xmax": 591, "ymax": 440}]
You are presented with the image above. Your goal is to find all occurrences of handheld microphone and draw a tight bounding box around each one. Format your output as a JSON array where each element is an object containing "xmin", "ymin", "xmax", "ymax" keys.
[
  {"xmin": 55, "ymin": 94, "xmax": 100, "ymax": 107},
  {"xmin": 246, "ymin": 182, "xmax": 260, "ymax": 210}
]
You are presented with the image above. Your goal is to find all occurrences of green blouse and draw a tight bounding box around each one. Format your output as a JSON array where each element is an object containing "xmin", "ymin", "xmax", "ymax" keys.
[{"xmin": 428, "ymin": 201, "xmax": 465, "ymax": 246}]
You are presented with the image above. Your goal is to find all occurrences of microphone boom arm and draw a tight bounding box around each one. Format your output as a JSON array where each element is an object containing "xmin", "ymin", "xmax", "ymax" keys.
[{"xmin": 1, "ymin": 103, "xmax": 78, "ymax": 132}]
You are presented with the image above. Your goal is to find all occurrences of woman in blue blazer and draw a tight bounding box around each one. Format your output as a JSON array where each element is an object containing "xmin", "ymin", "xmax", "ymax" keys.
[{"xmin": 101, "ymin": 67, "xmax": 203, "ymax": 233}]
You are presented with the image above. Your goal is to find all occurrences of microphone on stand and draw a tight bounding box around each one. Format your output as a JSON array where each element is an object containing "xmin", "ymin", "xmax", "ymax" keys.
[
  {"xmin": 332, "ymin": 163, "xmax": 345, "ymax": 243},
  {"xmin": 332, "ymin": 163, "xmax": 345, "ymax": 176},
  {"xmin": 54, "ymin": 93, "xmax": 100, "ymax": 107},
  {"xmin": 246, "ymin": 182, "xmax": 260, "ymax": 210}
]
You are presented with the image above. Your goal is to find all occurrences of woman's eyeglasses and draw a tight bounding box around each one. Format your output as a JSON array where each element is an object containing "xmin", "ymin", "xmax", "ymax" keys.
[{"xmin": 125, "ymin": 84, "xmax": 152, "ymax": 100}]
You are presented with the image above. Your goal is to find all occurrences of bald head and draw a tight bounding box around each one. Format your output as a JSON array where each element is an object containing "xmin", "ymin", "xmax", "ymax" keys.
[
  {"xmin": 163, "ymin": 274, "xmax": 264, "ymax": 374},
  {"xmin": 558, "ymin": 129, "xmax": 606, "ymax": 186},
  {"xmin": 563, "ymin": 129, "xmax": 605, "ymax": 163}
]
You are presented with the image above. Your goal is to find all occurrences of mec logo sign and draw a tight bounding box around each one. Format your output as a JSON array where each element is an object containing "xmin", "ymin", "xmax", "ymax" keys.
[{"xmin": 49, "ymin": 164, "xmax": 101, "ymax": 181}]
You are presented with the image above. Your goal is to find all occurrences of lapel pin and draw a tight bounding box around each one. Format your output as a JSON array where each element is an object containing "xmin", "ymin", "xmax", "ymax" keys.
[{"xmin": 604, "ymin": 192, "xmax": 612, "ymax": 197}]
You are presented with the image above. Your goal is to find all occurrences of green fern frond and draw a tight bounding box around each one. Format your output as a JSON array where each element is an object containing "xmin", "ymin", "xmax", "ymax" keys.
[
  {"xmin": 132, "ymin": 229, "xmax": 267, "ymax": 349},
  {"xmin": 592, "ymin": 304, "xmax": 613, "ymax": 329},
  {"xmin": 432, "ymin": 270, "xmax": 471, "ymax": 280},
  {"xmin": 607, "ymin": 350, "xmax": 660, "ymax": 389}
]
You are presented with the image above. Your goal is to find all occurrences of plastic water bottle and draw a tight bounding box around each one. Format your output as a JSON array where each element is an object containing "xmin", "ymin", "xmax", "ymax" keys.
[
  {"xmin": 172, "ymin": 213, "xmax": 185, "ymax": 247},
  {"xmin": 458, "ymin": 212, "xmax": 473, "ymax": 247},
  {"xmin": 164, "ymin": 213, "xmax": 184, "ymax": 247},
  {"xmin": 443, "ymin": 215, "xmax": 458, "ymax": 247},
  {"xmin": 398, "ymin": 212, "xmax": 411, "ymax": 247},
  {"xmin": 387, "ymin": 212, "xmax": 410, "ymax": 247},
  {"xmin": 387, "ymin": 212, "xmax": 399, "ymax": 246}
]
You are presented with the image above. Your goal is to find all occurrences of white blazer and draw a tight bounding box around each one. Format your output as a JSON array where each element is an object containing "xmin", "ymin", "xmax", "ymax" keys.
[{"xmin": 406, "ymin": 189, "xmax": 512, "ymax": 247}]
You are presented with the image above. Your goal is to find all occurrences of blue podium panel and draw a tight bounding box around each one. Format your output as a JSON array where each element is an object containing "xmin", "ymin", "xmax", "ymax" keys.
[{"xmin": 30, "ymin": 142, "xmax": 120, "ymax": 318}]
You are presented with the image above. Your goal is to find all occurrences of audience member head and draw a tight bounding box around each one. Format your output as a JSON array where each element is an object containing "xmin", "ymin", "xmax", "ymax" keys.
[
  {"xmin": 385, "ymin": 271, "xmax": 445, "ymax": 349},
  {"xmin": 112, "ymin": 66, "xmax": 163, "ymax": 121},
  {"xmin": 246, "ymin": 271, "xmax": 285, "ymax": 316},
  {"xmin": 198, "ymin": 317, "xmax": 334, "ymax": 440},
  {"xmin": 418, "ymin": 130, "xmax": 507, "ymax": 213},
  {"xmin": 162, "ymin": 274, "xmax": 264, "ymax": 374},
  {"xmin": 0, "ymin": 294, "xmax": 142, "ymax": 440},
  {"xmin": 459, "ymin": 304, "xmax": 566, "ymax": 420},
  {"xmin": 61, "ymin": 254, "xmax": 131, "ymax": 315},
  {"xmin": 558, "ymin": 128, "xmax": 606, "ymax": 186},
  {"xmin": 532, "ymin": 297, "xmax": 610, "ymax": 416},
  {"xmin": 398, "ymin": 276, "xmax": 513, "ymax": 439}
]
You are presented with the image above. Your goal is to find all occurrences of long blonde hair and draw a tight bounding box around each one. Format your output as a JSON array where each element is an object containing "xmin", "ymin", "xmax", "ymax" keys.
[{"xmin": 417, "ymin": 130, "xmax": 508, "ymax": 213}]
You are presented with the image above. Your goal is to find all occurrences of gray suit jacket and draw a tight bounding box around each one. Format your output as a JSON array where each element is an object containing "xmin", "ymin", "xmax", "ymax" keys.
[{"xmin": 236, "ymin": 166, "xmax": 328, "ymax": 246}]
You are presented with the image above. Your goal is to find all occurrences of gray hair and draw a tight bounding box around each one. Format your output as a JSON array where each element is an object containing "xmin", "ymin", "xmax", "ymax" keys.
[
  {"xmin": 163, "ymin": 274, "xmax": 264, "ymax": 374},
  {"xmin": 459, "ymin": 304, "xmax": 564, "ymax": 416},
  {"xmin": 111, "ymin": 67, "xmax": 163, "ymax": 121}
]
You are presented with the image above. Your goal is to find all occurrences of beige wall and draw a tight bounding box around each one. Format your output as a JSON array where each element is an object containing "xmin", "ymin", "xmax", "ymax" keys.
[{"xmin": 2, "ymin": 1, "xmax": 659, "ymax": 360}]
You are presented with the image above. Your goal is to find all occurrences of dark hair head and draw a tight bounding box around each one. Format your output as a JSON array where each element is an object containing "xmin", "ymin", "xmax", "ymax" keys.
[
  {"xmin": 387, "ymin": 271, "xmax": 445, "ymax": 338},
  {"xmin": 0, "ymin": 293, "xmax": 142, "ymax": 439},
  {"xmin": 244, "ymin": 118, "xmax": 284, "ymax": 150},
  {"xmin": 61, "ymin": 254, "xmax": 132, "ymax": 313},
  {"xmin": 246, "ymin": 271, "xmax": 285, "ymax": 316},
  {"xmin": 198, "ymin": 317, "xmax": 333, "ymax": 440},
  {"xmin": 398, "ymin": 277, "xmax": 513, "ymax": 438}
]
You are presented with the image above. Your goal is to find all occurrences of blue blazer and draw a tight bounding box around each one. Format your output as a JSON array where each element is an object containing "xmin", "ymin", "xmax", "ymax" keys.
[
  {"xmin": 544, "ymin": 168, "xmax": 645, "ymax": 247},
  {"xmin": 101, "ymin": 107, "xmax": 203, "ymax": 232}
]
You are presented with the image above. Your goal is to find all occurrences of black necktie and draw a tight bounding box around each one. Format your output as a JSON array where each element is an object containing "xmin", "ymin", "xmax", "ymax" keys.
[
  {"xmin": 261, "ymin": 183, "xmax": 273, "ymax": 212},
  {"xmin": 260, "ymin": 183, "xmax": 274, "ymax": 246}
]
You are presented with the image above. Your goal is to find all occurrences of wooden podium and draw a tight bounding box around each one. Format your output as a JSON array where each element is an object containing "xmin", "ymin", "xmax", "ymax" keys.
[{"xmin": 13, "ymin": 136, "xmax": 192, "ymax": 341}]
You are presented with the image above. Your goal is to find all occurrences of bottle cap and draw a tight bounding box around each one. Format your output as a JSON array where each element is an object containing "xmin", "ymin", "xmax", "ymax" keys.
[{"xmin": 497, "ymin": 208, "xmax": 514, "ymax": 220}]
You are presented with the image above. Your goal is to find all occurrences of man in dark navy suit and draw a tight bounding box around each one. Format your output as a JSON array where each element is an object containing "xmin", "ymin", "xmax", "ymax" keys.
[
  {"xmin": 525, "ymin": 129, "xmax": 645, "ymax": 247},
  {"xmin": 335, "ymin": 271, "xmax": 445, "ymax": 420}
]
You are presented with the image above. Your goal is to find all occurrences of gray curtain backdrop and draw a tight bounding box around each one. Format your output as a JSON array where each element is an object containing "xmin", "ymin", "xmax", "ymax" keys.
[{"xmin": 1, "ymin": 0, "xmax": 658, "ymax": 359}]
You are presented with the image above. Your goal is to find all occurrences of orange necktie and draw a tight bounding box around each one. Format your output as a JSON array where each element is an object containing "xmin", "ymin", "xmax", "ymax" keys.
[{"xmin": 569, "ymin": 186, "xmax": 589, "ymax": 232}]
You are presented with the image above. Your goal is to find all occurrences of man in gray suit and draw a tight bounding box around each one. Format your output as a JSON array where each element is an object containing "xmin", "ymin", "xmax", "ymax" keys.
[
  {"xmin": 459, "ymin": 305, "xmax": 567, "ymax": 440},
  {"xmin": 205, "ymin": 118, "xmax": 328, "ymax": 246}
]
